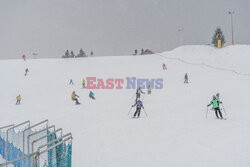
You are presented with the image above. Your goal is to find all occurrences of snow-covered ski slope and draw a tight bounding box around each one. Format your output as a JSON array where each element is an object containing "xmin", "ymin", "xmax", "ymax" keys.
[{"xmin": 1, "ymin": 45, "xmax": 250, "ymax": 167}]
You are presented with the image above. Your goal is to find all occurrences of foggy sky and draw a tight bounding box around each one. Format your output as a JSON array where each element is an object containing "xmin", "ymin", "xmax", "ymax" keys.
[{"xmin": 0, "ymin": 0, "xmax": 249, "ymax": 59}]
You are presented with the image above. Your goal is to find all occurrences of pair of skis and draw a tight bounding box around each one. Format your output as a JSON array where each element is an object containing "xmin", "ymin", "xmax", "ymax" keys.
[
  {"xmin": 128, "ymin": 107, "xmax": 148, "ymax": 118},
  {"xmin": 206, "ymin": 103, "xmax": 227, "ymax": 119}
]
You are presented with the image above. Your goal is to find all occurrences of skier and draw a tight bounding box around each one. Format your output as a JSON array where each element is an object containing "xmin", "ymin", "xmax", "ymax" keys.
[
  {"xmin": 90, "ymin": 51, "xmax": 94, "ymax": 57},
  {"xmin": 16, "ymin": 95, "xmax": 21, "ymax": 105},
  {"xmin": 89, "ymin": 91, "xmax": 95, "ymax": 100},
  {"xmin": 162, "ymin": 63, "xmax": 167, "ymax": 70},
  {"xmin": 131, "ymin": 98, "xmax": 144, "ymax": 118},
  {"xmin": 134, "ymin": 49, "xmax": 137, "ymax": 55},
  {"xmin": 136, "ymin": 87, "xmax": 145, "ymax": 102},
  {"xmin": 215, "ymin": 93, "xmax": 222, "ymax": 108},
  {"xmin": 207, "ymin": 95, "xmax": 223, "ymax": 119},
  {"xmin": 215, "ymin": 93, "xmax": 220, "ymax": 100},
  {"xmin": 82, "ymin": 78, "xmax": 86, "ymax": 88},
  {"xmin": 25, "ymin": 68, "xmax": 29, "ymax": 76},
  {"xmin": 141, "ymin": 48, "xmax": 144, "ymax": 55},
  {"xmin": 184, "ymin": 73, "xmax": 188, "ymax": 83},
  {"xmin": 147, "ymin": 85, "xmax": 152, "ymax": 95},
  {"xmin": 22, "ymin": 55, "xmax": 26, "ymax": 61},
  {"xmin": 72, "ymin": 91, "xmax": 80, "ymax": 105},
  {"xmin": 69, "ymin": 79, "xmax": 74, "ymax": 85}
]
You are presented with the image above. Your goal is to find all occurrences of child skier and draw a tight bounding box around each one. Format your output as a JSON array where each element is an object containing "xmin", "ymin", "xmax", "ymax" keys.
[
  {"xmin": 22, "ymin": 55, "xmax": 26, "ymax": 61},
  {"xmin": 162, "ymin": 63, "xmax": 167, "ymax": 70},
  {"xmin": 89, "ymin": 91, "xmax": 95, "ymax": 100},
  {"xmin": 16, "ymin": 95, "xmax": 21, "ymax": 105},
  {"xmin": 207, "ymin": 95, "xmax": 223, "ymax": 119},
  {"xmin": 69, "ymin": 79, "xmax": 74, "ymax": 85},
  {"xmin": 136, "ymin": 87, "xmax": 145, "ymax": 102},
  {"xmin": 184, "ymin": 73, "xmax": 188, "ymax": 83},
  {"xmin": 82, "ymin": 78, "xmax": 86, "ymax": 88},
  {"xmin": 147, "ymin": 85, "xmax": 152, "ymax": 94},
  {"xmin": 72, "ymin": 91, "xmax": 80, "ymax": 105},
  {"xmin": 131, "ymin": 98, "xmax": 144, "ymax": 118},
  {"xmin": 25, "ymin": 68, "xmax": 29, "ymax": 76}
]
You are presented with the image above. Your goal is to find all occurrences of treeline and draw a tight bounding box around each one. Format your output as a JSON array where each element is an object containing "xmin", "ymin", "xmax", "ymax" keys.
[{"xmin": 62, "ymin": 49, "xmax": 89, "ymax": 58}]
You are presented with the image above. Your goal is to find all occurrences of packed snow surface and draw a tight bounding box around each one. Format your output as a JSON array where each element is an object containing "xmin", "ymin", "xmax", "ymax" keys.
[{"xmin": 1, "ymin": 45, "xmax": 250, "ymax": 167}]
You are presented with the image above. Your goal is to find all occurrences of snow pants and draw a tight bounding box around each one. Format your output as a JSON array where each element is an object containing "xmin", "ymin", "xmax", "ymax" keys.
[
  {"xmin": 73, "ymin": 98, "xmax": 80, "ymax": 104},
  {"xmin": 16, "ymin": 100, "xmax": 20, "ymax": 105},
  {"xmin": 214, "ymin": 107, "xmax": 223, "ymax": 119},
  {"xmin": 133, "ymin": 108, "xmax": 141, "ymax": 117}
]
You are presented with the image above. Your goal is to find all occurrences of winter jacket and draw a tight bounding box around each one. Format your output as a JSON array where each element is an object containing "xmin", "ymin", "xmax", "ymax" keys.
[
  {"xmin": 17, "ymin": 96, "xmax": 21, "ymax": 101},
  {"xmin": 136, "ymin": 89, "xmax": 144, "ymax": 95},
  {"xmin": 89, "ymin": 92, "xmax": 94, "ymax": 98},
  {"xmin": 72, "ymin": 93, "xmax": 78, "ymax": 100},
  {"xmin": 132, "ymin": 101, "xmax": 144, "ymax": 109},
  {"xmin": 208, "ymin": 99, "xmax": 221, "ymax": 109}
]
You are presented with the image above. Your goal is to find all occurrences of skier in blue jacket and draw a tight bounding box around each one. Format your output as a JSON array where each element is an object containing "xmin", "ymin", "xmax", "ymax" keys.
[
  {"xmin": 132, "ymin": 98, "xmax": 144, "ymax": 118},
  {"xmin": 89, "ymin": 91, "xmax": 95, "ymax": 100}
]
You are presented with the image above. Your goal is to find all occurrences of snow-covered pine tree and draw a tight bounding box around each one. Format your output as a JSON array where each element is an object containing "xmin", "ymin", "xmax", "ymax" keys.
[
  {"xmin": 212, "ymin": 27, "xmax": 226, "ymax": 47},
  {"xmin": 70, "ymin": 51, "xmax": 75, "ymax": 58},
  {"xmin": 62, "ymin": 50, "xmax": 70, "ymax": 58},
  {"xmin": 77, "ymin": 48, "xmax": 87, "ymax": 57}
]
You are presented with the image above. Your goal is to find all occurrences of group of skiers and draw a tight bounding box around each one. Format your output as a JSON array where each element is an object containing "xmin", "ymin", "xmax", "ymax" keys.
[
  {"xmin": 131, "ymin": 87, "xmax": 145, "ymax": 118},
  {"xmin": 15, "ymin": 56, "xmax": 29, "ymax": 105},
  {"xmin": 133, "ymin": 48, "xmax": 144, "ymax": 55},
  {"xmin": 71, "ymin": 90, "xmax": 95, "ymax": 105},
  {"xmin": 129, "ymin": 63, "xmax": 226, "ymax": 120},
  {"xmin": 162, "ymin": 63, "xmax": 189, "ymax": 83},
  {"xmin": 15, "ymin": 58, "xmax": 226, "ymax": 120},
  {"xmin": 70, "ymin": 78, "xmax": 94, "ymax": 105},
  {"xmin": 69, "ymin": 78, "xmax": 86, "ymax": 88}
]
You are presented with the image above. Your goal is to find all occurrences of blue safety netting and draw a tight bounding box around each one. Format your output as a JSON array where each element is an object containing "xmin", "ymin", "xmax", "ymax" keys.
[{"xmin": 0, "ymin": 136, "xmax": 35, "ymax": 167}]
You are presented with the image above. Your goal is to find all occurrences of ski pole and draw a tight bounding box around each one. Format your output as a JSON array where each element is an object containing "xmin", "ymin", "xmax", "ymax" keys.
[
  {"xmin": 128, "ymin": 107, "xmax": 133, "ymax": 116},
  {"xmin": 221, "ymin": 103, "xmax": 227, "ymax": 116},
  {"xmin": 142, "ymin": 93, "xmax": 145, "ymax": 101},
  {"xmin": 143, "ymin": 108, "xmax": 148, "ymax": 117},
  {"xmin": 206, "ymin": 106, "xmax": 208, "ymax": 119}
]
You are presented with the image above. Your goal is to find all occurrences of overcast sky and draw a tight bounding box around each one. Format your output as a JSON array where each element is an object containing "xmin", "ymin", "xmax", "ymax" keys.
[{"xmin": 0, "ymin": 0, "xmax": 249, "ymax": 59}]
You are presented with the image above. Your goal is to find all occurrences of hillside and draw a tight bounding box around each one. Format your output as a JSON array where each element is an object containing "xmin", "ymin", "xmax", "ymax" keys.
[{"xmin": 0, "ymin": 45, "xmax": 250, "ymax": 167}]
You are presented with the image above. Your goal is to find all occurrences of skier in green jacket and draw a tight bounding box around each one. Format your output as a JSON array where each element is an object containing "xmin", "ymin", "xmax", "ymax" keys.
[
  {"xmin": 207, "ymin": 95, "xmax": 223, "ymax": 119},
  {"xmin": 82, "ymin": 78, "xmax": 86, "ymax": 88}
]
